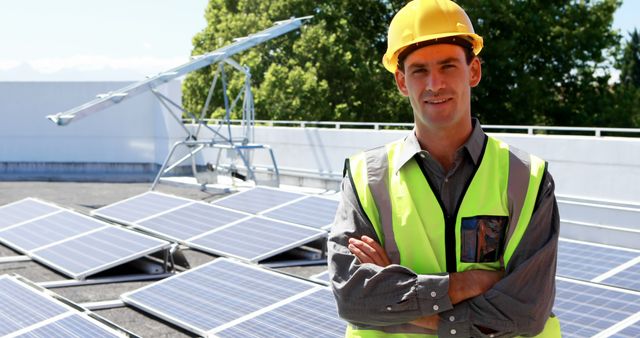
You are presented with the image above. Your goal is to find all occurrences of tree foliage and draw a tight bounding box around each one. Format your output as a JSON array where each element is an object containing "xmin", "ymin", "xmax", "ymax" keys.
[
  {"xmin": 183, "ymin": 0, "xmax": 636, "ymax": 127},
  {"xmin": 619, "ymin": 29, "xmax": 640, "ymax": 87}
]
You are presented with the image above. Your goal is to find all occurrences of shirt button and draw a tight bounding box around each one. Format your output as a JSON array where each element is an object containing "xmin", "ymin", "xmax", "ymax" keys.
[
  {"xmin": 430, "ymin": 291, "xmax": 437, "ymax": 297},
  {"xmin": 449, "ymin": 315, "xmax": 455, "ymax": 322},
  {"xmin": 386, "ymin": 306, "xmax": 392, "ymax": 311},
  {"xmin": 433, "ymin": 305, "xmax": 439, "ymax": 311},
  {"xmin": 450, "ymin": 329, "xmax": 457, "ymax": 335}
]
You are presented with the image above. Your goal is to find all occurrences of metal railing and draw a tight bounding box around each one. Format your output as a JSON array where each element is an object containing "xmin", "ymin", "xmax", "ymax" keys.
[{"xmin": 184, "ymin": 118, "xmax": 640, "ymax": 137}]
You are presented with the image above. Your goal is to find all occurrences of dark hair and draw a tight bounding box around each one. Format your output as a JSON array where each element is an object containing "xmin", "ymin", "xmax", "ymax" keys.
[{"xmin": 397, "ymin": 36, "xmax": 476, "ymax": 72}]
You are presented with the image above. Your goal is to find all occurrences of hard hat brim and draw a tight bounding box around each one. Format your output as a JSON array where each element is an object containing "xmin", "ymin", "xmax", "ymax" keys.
[{"xmin": 383, "ymin": 32, "xmax": 483, "ymax": 73}]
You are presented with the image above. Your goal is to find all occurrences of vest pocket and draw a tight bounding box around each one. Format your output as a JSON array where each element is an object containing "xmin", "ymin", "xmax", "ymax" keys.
[{"xmin": 461, "ymin": 215, "xmax": 508, "ymax": 263}]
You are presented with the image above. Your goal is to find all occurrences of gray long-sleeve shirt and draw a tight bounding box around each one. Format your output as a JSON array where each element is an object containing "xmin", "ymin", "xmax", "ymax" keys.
[{"xmin": 328, "ymin": 121, "xmax": 560, "ymax": 337}]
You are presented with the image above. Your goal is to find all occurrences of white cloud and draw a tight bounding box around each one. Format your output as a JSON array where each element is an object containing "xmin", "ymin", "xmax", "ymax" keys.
[
  {"xmin": 27, "ymin": 54, "xmax": 187, "ymax": 74},
  {"xmin": 0, "ymin": 59, "xmax": 22, "ymax": 71}
]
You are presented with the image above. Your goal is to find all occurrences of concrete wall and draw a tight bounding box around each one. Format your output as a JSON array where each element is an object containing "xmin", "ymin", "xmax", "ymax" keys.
[
  {"xmin": 0, "ymin": 81, "xmax": 184, "ymax": 180},
  {"xmin": 1, "ymin": 81, "xmax": 639, "ymax": 204}
]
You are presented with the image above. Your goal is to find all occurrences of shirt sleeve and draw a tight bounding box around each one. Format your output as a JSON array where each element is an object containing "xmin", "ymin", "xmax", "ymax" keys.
[
  {"xmin": 328, "ymin": 174, "xmax": 453, "ymax": 327},
  {"xmin": 437, "ymin": 173, "xmax": 560, "ymax": 338}
]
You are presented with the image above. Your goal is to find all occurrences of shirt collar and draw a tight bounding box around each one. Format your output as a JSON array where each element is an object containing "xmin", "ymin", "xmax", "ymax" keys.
[{"xmin": 393, "ymin": 118, "xmax": 486, "ymax": 173}]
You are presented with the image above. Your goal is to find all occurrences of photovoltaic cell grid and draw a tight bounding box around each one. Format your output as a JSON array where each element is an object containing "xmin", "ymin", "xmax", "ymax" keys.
[
  {"xmin": 0, "ymin": 211, "xmax": 103, "ymax": 252},
  {"xmin": 122, "ymin": 258, "xmax": 318, "ymax": 337},
  {"xmin": 0, "ymin": 198, "xmax": 61, "ymax": 230},
  {"xmin": 32, "ymin": 226, "xmax": 171, "ymax": 280},
  {"xmin": 137, "ymin": 202, "xmax": 249, "ymax": 241},
  {"xmin": 188, "ymin": 217, "xmax": 326, "ymax": 262},
  {"xmin": 554, "ymin": 278, "xmax": 640, "ymax": 338},
  {"xmin": 614, "ymin": 321, "xmax": 640, "ymax": 338},
  {"xmin": 91, "ymin": 191, "xmax": 192, "ymax": 223},
  {"xmin": 214, "ymin": 288, "xmax": 346, "ymax": 338},
  {"xmin": 557, "ymin": 240, "xmax": 640, "ymax": 291},
  {"xmin": 0, "ymin": 275, "xmax": 123, "ymax": 337},
  {"xmin": 310, "ymin": 270, "xmax": 330, "ymax": 285},
  {"xmin": 263, "ymin": 196, "xmax": 339, "ymax": 230},
  {"xmin": 0, "ymin": 200, "xmax": 170, "ymax": 280},
  {"xmin": 212, "ymin": 186, "xmax": 305, "ymax": 214},
  {"xmin": 601, "ymin": 261, "xmax": 640, "ymax": 292}
]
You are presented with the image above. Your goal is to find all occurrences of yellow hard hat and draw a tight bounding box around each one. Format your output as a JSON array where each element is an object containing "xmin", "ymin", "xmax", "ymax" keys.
[{"xmin": 382, "ymin": 0, "xmax": 483, "ymax": 73}]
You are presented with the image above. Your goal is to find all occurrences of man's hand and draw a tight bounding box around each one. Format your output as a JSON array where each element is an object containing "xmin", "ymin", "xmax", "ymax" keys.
[
  {"xmin": 448, "ymin": 269, "xmax": 504, "ymax": 304},
  {"xmin": 348, "ymin": 235, "xmax": 391, "ymax": 267}
]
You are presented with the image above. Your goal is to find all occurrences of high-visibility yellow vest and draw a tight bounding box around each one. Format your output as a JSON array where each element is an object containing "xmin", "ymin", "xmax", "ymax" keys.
[{"xmin": 346, "ymin": 136, "xmax": 560, "ymax": 337}]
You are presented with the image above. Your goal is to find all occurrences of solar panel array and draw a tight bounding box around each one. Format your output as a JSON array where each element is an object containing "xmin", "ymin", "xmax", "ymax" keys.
[
  {"xmin": 213, "ymin": 186, "xmax": 340, "ymax": 230},
  {"xmin": 554, "ymin": 277, "xmax": 640, "ymax": 337},
  {"xmin": 557, "ymin": 239, "xmax": 640, "ymax": 291},
  {"xmin": 93, "ymin": 190, "xmax": 329, "ymax": 262},
  {"xmin": 0, "ymin": 275, "xmax": 127, "ymax": 337},
  {"xmin": 122, "ymin": 258, "xmax": 346, "ymax": 337},
  {"xmin": 0, "ymin": 198, "xmax": 170, "ymax": 280}
]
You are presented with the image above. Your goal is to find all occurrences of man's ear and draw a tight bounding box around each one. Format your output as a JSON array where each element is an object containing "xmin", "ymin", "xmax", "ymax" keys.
[
  {"xmin": 469, "ymin": 57, "xmax": 482, "ymax": 87},
  {"xmin": 394, "ymin": 69, "xmax": 409, "ymax": 97}
]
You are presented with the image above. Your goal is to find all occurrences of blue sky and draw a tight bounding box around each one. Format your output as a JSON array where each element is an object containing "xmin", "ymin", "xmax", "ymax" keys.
[{"xmin": 0, "ymin": 0, "xmax": 637, "ymax": 81}]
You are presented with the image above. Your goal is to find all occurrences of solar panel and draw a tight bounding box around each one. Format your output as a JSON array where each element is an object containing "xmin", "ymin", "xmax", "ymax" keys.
[
  {"xmin": 121, "ymin": 258, "xmax": 317, "ymax": 337},
  {"xmin": 310, "ymin": 270, "xmax": 330, "ymax": 285},
  {"xmin": 15, "ymin": 314, "xmax": 124, "ymax": 338},
  {"xmin": 0, "ymin": 275, "xmax": 125, "ymax": 337},
  {"xmin": 32, "ymin": 226, "xmax": 170, "ymax": 280},
  {"xmin": 213, "ymin": 287, "xmax": 346, "ymax": 338},
  {"xmin": 263, "ymin": 196, "xmax": 339, "ymax": 230},
  {"xmin": 0, "ymin": 211, "xmax": 105, "ymax": 252},
  {"xmin": 557, "ymin": 239, "xmax": 640, "ymax": 281},
  {"xmin": 137, "ymin": 202, "xmax": 249, "ymax": 241},
  {"xmin": 554, "ymin": 277, "xmax": 640, "ymax": 338},
  {"xmin": 91, "ymin": 191, "xmax": 192, "ymax": 224},
  {"xmin": 212, "ymin": 186, "xmax": 305, "ymax": 214},
  {"xmin": 613, "ymin": 321, "xmax": 640, "ymax": 338},
  {"xmin": 187, "ymin": 217, "xmax": 326, "ymax": 262},
  {"xmin": 601, "ymin": 260, "xmax": 640, "ymax": 292},
  {"xmin": 0, "ymin": 198, "xmax": 62, "ymax": 230},
  {"xmin": 0, "ymin": 276, "xmax": 69, "ymax": 336}
]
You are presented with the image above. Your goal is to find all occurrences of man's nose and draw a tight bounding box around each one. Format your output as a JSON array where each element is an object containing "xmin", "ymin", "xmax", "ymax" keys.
[{"xmin": 425, "ymin": 72, "xmax": 445, "ymax": 93}]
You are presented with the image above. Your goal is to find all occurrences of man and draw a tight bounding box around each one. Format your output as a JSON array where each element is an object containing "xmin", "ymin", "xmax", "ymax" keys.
[{"xmin": 328, "ymin": 0, "xmax": 561, "ymax": 337}]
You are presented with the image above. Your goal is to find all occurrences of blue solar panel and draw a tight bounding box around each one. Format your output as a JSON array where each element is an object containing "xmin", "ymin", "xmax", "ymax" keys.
[
  {"xmin": 0, "ymin": 198, "xmax": 61, "ymax": 230},
  {"xmin": 311, "ymin": 270, "xmax": 330, "ymax": 285},
  {"xmin": 122, "ymin": 258, "xmax": 316, "ymax": 337},
  {"xmin": 137, "ymin": 202, "xmax": 249, "ymax": 241},
  {"xmin": 92, "ymin": 191, "xmax": 192, "ymax": 223},
  {"xmin": 614, "ymin": 321, "xmax": 640, "ymax": 338},
  {"xmin": 0, "ymin": 211, "xmax": 105, "ymax": 252},
  {"xmin": 0, "ymin": 276, "xmax": 69, "ymax": 336},
  {"xmin": 554, "ymin": 277, "xmax": 640, "ymax": 338},
  {"xmin": 263, "ymin": 196, "xmax": 339, "ymax": 230},
  {"xmin": 188, "ymin": 217, "xmax": 326, "ymax": 261},
  {"xmin": 602, "ymin": 261, "xmax": 640, "ymax": 292},
  {"xmin": 32, "ymin": 226, "xmax": 170, "ymax": 280},
  {"xmin": 213, "ymin": 187, "xmax": 305, "ymax": 214},
  {"xmin": 557, "ymin": 240, "xmax": 639, "ymax": 281},
  {"xmin": 214, "ymin": 288, "xmax": 346, "ymax": 338},
  {"xmin": 15, "ymin": 314, "xmax": 121, "ymax": 338},
  {"xmin": 0, "ymin": 276, "xmax": 125, "ymax": 337}
]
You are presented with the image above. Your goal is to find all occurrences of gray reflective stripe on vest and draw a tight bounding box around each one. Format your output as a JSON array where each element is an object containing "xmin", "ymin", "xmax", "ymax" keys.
[
  {"xmin": 364, "ymin": 146, "xmax": 400, "ymax": 264},
  {"xmin": 502, "ymin": 148, "xmax": 531, "ymax": 268}
]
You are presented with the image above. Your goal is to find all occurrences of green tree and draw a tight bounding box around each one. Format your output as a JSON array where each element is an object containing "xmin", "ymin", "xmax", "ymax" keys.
[
  {"xmin": 183, "ymin": 0, "xmax": 408, "ymax": 123},
  {"xmin": 458, "ymin": 0, "xmax": 621, "ymax": 126},
  {"xmin": 619, "ymin": 29, "xmax": 640, "ymax": 87},
  {"xmin": 184, "ymin": 0, "xmax": 625, "ymax": 127}
]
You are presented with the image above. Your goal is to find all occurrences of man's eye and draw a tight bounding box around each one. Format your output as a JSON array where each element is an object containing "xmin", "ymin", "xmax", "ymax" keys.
[{"xmin": 412, "ymin": 69, "xmax": 426, "ymax": 74}]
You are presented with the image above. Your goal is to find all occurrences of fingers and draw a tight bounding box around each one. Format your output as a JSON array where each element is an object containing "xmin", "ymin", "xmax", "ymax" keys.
[
  {"xmin": 360, "ymin": 235, "xmax": 391, "ymax": 266},
  {"xmin": 348, "ymin": 236, "xmax": 391, "ymax": 267}
]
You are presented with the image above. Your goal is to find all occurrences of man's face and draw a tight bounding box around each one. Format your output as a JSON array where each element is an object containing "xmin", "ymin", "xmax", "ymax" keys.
[{"xmin": 394, "ymin": 44, "xmax": 481, "ymax": 131}]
